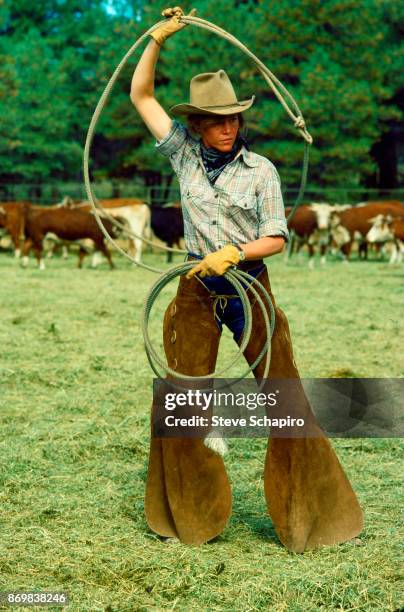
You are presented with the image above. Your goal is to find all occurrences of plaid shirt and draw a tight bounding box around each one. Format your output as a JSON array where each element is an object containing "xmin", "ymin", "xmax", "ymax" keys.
[{"xmin": 156, "ymin": 121, "xmax": 289, "ymax": 256}]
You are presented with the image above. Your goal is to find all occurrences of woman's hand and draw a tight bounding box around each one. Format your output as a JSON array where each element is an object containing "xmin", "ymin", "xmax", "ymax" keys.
[
  {"xmin": 150, "ymin": 7, "xmax": 197, "ymax": 46},
  {"xmin": 186, "ymin": 245, "xmax": 241, "ymax": 279}
]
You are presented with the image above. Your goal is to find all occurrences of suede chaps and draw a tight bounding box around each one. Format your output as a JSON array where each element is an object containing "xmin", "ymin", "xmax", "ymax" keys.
[{"xmin": 145, "ymin": 267, "xmax": 363, "ymax": 551}]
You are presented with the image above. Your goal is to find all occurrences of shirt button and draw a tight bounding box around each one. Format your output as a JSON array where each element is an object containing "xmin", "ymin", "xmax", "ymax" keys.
[
  {"xmin": 214, "ymin": 194, "xmax": 219, "ymax": 199},
  {"xmin": 212, "ymin": 221, "xmax": 217, "ymax": 225}
]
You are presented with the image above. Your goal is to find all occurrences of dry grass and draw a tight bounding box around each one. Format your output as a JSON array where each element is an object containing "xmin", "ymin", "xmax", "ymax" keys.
[{"xmin": 0, "ymin": 250, "xmax": 402, "ymax": 611}]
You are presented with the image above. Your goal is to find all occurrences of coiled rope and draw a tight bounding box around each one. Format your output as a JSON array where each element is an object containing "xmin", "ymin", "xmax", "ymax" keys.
[
  {"xmin": 143, "ymin": 264, "xmax": 275, "ymax": 388},
  {"xmin": 83, "ymin": 14, "xmax": 313, "ymax": 382}
]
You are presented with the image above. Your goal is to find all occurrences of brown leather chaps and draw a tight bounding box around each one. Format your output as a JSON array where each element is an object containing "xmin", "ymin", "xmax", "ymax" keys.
[{"xmin": 145, "ymin": 267, "xmax": 363, "ymax": 551}]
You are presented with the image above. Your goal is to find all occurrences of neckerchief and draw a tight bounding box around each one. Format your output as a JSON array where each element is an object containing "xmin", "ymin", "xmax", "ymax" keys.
[{"xmin": 200, "ymin": 137, "xmax": 248, "ymax": 184}]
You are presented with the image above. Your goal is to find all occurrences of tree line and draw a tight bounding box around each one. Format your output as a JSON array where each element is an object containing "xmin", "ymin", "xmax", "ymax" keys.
[{"xmin": 0, "ymin": 0, "xmax": 402, "ymax": 194}]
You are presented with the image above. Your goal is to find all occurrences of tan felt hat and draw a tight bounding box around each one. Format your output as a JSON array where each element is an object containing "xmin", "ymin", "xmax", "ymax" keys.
[{"xmin": 170, "ymin": 70, "xmax": 255, "ymax": 117}]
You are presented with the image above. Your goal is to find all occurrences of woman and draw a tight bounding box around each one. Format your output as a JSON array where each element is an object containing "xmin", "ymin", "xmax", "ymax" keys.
[{"xmin": 130, "ymin": 7, "xmax": 363, "ymax": 551}]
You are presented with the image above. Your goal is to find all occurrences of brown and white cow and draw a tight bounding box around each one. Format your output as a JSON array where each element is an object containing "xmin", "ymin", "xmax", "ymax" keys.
[
  {"xmin": 64, "ymin": 198, "xmax": 151, "ymax": 264},
  {"xmin": 65, "ymin": 197, "xmax": 186, "ymax": 264},
  {"xmin": 22, "ymin": 206, "xmax": 117, "ymax": 270},
  {"xmin": 285, "ymin": 203, "xmax": 334, "ymax": 268},
  {"xmin": 329, "ymin": 207, "xmax": 352, "ymax": 254},
  {"xmin": 330, "ymin": 201, "xmax": 404, "ymax": 261},
  {"xmin": 366, "ymin": 214, "xmax": 404, "ymax": 264}
]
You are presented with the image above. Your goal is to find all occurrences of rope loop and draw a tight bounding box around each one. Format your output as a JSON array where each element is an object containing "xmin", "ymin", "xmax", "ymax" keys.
[{"xmin": 142, "ymin": 262, "xmax": 276, "ymax": 390}]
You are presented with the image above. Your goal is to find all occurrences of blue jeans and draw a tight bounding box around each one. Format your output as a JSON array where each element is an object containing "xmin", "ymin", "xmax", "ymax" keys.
[{"xmin": 187, "ymin": 253, "xmax": 266, "ymax": 343}]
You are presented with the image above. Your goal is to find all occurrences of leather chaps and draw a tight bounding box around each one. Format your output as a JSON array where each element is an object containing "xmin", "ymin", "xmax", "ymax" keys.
[{"xmin": 145, "ymin": 267, "xmax": 363, "ymax": 551}]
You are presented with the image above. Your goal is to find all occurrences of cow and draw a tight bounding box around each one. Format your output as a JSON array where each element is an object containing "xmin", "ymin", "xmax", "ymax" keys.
[
  {"xmin": 0, "ymin": 210, "xmax": 13, "ymax": 251},
  {"xmin": 366, "ymin": 214, "xmax": 404, "ymax": 264},
  {"xmin": 21, "ymin": 206, "xmax": 117, "ymax": 270},
  {"xmin": 330, "ymin": 201, "xmax": 404, "ymax": 261},
  {"xmin": 329, "ymin": 211, "xmax": 352, "ymax": 253},
  {"xmin": 0, "ymin": 201, "xmax": 30, "ymax": 257},
  {"xmin": 0, "ymin": 199, "xmax": 93, "ymax": 260},
  {"xmin": 285, "ymin": 203, "xmax": 334, "ymax": 268},
  {"xmin": 99, "ymin": 200, "xmax": 151, "ymax": 263},
  {"xmin": 150, "ymin": 203, "xmax": 184, "ymax": 263},
  {"xmin": 62, "ymin": 197, "xmax": 185, "ymax": 263},
  {"xmin": 63, "ymin": 198, "xmax": 151, "ymax": 264}
]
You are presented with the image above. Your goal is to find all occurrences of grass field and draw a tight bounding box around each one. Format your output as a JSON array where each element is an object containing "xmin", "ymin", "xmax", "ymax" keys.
[{"xmin": 0, "ymin": 250, "xmax": 403, "ymax": 611}]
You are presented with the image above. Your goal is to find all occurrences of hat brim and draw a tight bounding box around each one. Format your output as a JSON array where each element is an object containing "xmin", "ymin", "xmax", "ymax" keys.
[{"xmin": 169, "ymin": 96, "xmax": 255, "ymax": 117}]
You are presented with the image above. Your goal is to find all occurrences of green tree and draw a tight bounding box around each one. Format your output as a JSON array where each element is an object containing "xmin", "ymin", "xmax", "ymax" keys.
[
  {"xmin": 0, "ymin": 0, "xmax": 401, "ymax": 193},
  {"xmin": 0, "ymin": 49, "xmax": 19, "ymax": 173},
  {"xmin": 369, "ymin": 0, "xmax": 404, "ymax": 188},
  {"xmin": 0, "ymin": 29, "xmax": 81, "ymax": 182},
  {"xmin": 249, "ymin": 0, "xmax": 401, "ymax": 189},
  {"xmin": 0, "ymin": 0, "xmax": 139, "ymax": 184}
]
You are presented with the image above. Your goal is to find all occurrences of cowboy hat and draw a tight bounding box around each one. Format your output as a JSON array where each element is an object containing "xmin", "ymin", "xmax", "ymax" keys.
[{"xmin": 170, "ymin": 70, "xmax": 255, "ymax": 117}]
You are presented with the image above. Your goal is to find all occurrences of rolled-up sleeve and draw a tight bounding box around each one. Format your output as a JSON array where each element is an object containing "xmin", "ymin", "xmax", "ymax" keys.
[
  {"xmin": 257, "ymin": 164, "xmax": 289, "ymax": 242},
  {"xmin": 155, "ymin": 121, "xmax": 189, "ymax": 175}
]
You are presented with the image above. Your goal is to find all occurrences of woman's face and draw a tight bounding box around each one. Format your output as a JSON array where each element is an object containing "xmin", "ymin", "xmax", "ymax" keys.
[{"xmin": 199, "ymin": 114, "xmax": 240, "ymax": 152}]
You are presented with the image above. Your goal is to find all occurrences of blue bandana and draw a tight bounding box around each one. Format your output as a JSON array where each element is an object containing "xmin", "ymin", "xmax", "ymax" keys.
[{"xmin": 200, "ymin": 137, "xmax": 248, "ymax": 184}]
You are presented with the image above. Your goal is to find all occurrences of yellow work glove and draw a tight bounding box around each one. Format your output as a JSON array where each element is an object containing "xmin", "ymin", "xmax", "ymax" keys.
[
  {"xmin": 150, "ymin": 6, "xmax": 196, "ymax": 46},
  {"xmin": 186, "ymin": 245, "xmax": 241, "ymax": 279}
]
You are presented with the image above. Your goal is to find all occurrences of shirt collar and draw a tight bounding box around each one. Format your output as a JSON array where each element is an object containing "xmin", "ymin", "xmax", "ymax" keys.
[{"xmin": 238, "ymin": 145, "xmax": 259, "ymax": 168}]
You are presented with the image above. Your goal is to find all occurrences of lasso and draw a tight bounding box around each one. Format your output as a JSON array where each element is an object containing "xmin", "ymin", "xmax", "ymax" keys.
[{"xmin": 83, "ymin": 14, "xmax": 313, "ymax": 383}]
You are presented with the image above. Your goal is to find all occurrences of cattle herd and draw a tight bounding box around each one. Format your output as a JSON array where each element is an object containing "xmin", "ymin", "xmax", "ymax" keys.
[
  {"xmin": 286, "ymin": 200, "xmax": 404, "ymax": 267},
  {"xmin": 0, "ymin": 198, "xmax": 184, "ymax": 269},
  {"xmin": 0, "ymin": 198, "xmax": 403, "ymax": 269}
]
